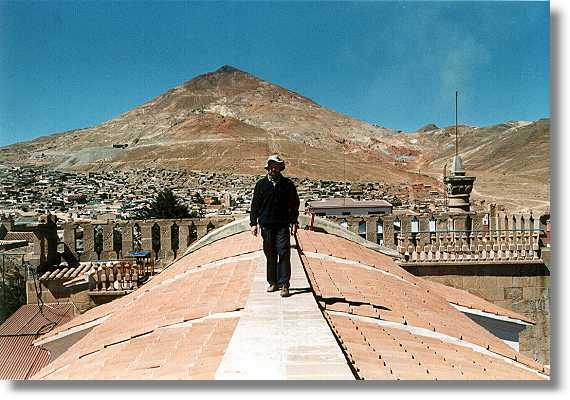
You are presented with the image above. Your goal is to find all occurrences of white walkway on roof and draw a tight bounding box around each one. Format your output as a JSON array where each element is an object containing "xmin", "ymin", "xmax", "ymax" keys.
[{"xmin": 215, "ymin": 237, "xmax": 354, "ymax": 380}]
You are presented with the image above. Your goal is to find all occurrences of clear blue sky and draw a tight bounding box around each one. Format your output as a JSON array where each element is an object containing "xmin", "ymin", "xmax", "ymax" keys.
[{"xmin": 0, "ymin": 1, "xmax": 549, "ymax": 147}]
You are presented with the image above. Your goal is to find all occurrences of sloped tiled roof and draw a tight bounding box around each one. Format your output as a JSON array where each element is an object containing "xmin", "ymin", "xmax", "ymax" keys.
[
  {"xmin": 31, "ymin": 227, "xmax": 547, "ymax": 380},
  {"xmin": 39, "ymin": 263, "xmax": 93, "ymax": 281},
  {"xmin": 36, "ymin": 232, "xmax": 261, "ymax": 342},
  {"xmin": 326, "ymin": 315, "xmax": 543, "ymax": 380},
  {"xmin": 3, "ymin": 232, "xmax": 37, "ymax": 242},
  {"xmin": 0, "ymin": 304, "xmax": 74, "ymax": 380},
  {"xmin": 296, "ymin": 230, "xmax": 547, "ymax": 379},
  {"xmin": 33, "ymin": 232, "xmax": 260, "ymax": 379}
]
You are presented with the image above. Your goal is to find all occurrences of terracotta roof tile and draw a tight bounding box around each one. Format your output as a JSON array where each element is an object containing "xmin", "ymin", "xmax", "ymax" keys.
[
  {"xmin": 297, "ymin": 230, "xmax": 547, "ymax": 379},
  {"xmin": 30, "ymin": 228, "xmax": 547, "ymax": 380},
  {"xmin": 33, "ymin": 232, "xmax": 260, "ymax": 380},
  {"xmin": 326, "ymin": 313, "xmax": 545, "ymax": 380}
]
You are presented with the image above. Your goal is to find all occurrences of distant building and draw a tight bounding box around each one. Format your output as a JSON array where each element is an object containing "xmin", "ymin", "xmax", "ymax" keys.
[{"xmin": 306, "ymin": 198, "xmax": 392, "ymax": 217}]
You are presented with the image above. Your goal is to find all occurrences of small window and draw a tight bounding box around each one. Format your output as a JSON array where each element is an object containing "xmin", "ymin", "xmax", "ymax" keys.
[
  {"xmin": 411, "ymin": 218, "xmax": 419, "ymax": 234},
  {"xmin": 376, "ymin": 221, "xmax": 384, "ymax": 246},
  {"xmin": 358, "ymin": 221, "xmax": 366, "ymax": 239}
]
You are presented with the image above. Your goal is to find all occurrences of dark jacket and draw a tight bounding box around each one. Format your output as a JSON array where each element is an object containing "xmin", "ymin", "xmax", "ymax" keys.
[{"xmin": 250, "ymin": 175, "xmax": 300, "ymax": 228}]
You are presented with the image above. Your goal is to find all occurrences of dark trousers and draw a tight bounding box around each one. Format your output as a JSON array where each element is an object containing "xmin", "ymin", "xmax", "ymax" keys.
[{"xmin": 260, "ymin": 225, "xmax": 291, "ymax": 287}]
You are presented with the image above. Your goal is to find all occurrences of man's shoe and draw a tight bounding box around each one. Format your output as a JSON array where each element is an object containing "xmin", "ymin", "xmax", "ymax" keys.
[
  {"xmin": 267, "ymin": 284, "xmax": 279, "ymax": 292},
  {"xmin": 280, "ymin": 286, "xmax": 290, "ymax": 297}
]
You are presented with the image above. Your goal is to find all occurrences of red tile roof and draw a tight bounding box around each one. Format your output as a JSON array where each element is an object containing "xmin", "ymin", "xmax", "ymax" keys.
[
  {"xmin": 37, "ymin": 232, "xmax": 262, "ymax": 341},
  {"xmin": 39, "ymin": 263, "xmax": 93, "ymax": 281},
  {"xmin": 327, "ymin": 314, "xmax": 544, "ymax": 380},
  {"xmin": 32, "ymin": 232, "xmax": 261, "ymax": 380},
  {"xmin": 39, "ymin": 318, "xmax": 239, "ymax": 380},
  {"xmin": 3, "ymin": 232, "xmax": 36, "ymax": 242},
  {"xmin": 30, "ymin": 228, "xmax": 547, "ymax": 380},
  {"xmin": 296, "ymin": 230, "xmax": 547, "ymax": 379}
]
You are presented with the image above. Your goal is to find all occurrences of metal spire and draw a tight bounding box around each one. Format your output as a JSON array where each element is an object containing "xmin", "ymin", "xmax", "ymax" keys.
[{"xmin": 455, "ymin": 91, "xmax": 458, "ymax": 157}]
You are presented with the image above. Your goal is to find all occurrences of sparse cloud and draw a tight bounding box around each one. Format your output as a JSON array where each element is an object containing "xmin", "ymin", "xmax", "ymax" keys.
[{"xmin": 440, "ymin": 36, "xmax": 491, "ymax": 101}]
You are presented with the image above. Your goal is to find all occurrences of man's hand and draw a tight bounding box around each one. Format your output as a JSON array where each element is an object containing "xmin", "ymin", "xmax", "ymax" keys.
[
  {"xmin": 251, "ymin": 225, "xmax": 258, "ymax": 237},
  {"xmin": 291, "ymin": 223, "xmax": 299, "ymax": 236}
]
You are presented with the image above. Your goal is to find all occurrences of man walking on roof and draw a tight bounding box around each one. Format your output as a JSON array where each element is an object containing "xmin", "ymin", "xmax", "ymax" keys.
[{"xmin": 250, "ymin": 155, "xmax": 300, "ymax": 298}]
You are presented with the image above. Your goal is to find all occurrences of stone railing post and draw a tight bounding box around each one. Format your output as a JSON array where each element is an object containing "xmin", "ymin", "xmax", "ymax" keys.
[
  {"xmin": 140, "ymin": 222, "xmax": 153, "ymax": 253},
  {"xmin": 100, "ymin": 223, "xmax": 115, "ymax": 261},
  {"xmin": 159, "ymin": 221, "xmax": 174, "ymax": 261},
  {"xmin": 196, "ymin": 222, "xmax": 208, "ymax": 241},
  {"xmin": 82, "ymin": 225, "xmax": 96, "ymax": 262},
  {"xmin": 177, "ymin": 221, "xmax": 190, "ymax": 254},
  {"xmin": 418, "ymin": 216, "xmax": 430, "ymax": 247},
  {"xmin": 382, "ymin": 215, "xmax": 395, "ymax": 249},
  {"xmin": 121, "ymin": 222, "xmax": 134, "ymax": 256},
  {"xmin": 366, "ymin": 216, "xmax": 378, "ymax": 243}
]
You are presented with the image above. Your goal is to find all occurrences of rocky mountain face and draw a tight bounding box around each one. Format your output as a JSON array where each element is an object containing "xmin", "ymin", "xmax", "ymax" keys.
[
  {"xmin": 394, "ymin": 119, "xmax": 550, "ymax": 212},
  {"xmin": 0, "ymin": 65, "xmax": 550, "ymax": 212}
]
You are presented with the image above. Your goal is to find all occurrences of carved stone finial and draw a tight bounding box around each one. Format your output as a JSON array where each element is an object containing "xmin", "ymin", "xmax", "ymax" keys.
[{"xmin": 444, "ymin": 155, "xmax": 476, "ymax": 214}]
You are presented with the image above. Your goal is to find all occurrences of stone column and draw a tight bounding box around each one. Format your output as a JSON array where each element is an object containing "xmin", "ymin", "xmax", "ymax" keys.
[
  {"xmin": 400, "ymin": 216, "xmax": 411, "ymax": 238},
  {"xmin": 418, "ymin": 216, "xmax": 430, "ymax": 247},
  {"xmin": 347, "ymin": 219, "xmax": 359, "ymax": 236},
  {"xmin": 178, "ymin": 221, "xmax": 190, "ymax": 254},
  {"xmin": 399, "ymin": 216, "xmax": 412, "ymax": 256},
  {"xmin": 436, "ymin": 215, "xmax": 448, "ymax": 233},
  {"xmin": 382, "ymin": 215, "xmax": 395, "ymax": 248},
  {"xmin": 497, "ymin": 213, "xmax": 507, "ymax": 232},
  {"xmin": 489, "ymin": 204, "xmax": 497, "ymax": 234},
  {"xmin": 122, "ymin": 222, "xmax": 134, "ymax": 256},
  {"xmin": 366, "ymin": 216, "xmax": 378, "ymax": 244},
  {"xmin": 452, "ymin": 215, "xmax": 468, "ymax": 232},
  {"xmin": 62, "ymin": 223, "xmax": 76, "ymax": 257},
  {"xmin": 196, "ymin": 223, "xmax": 208, "ymax": 241},
  {"xmin": 159, "ymin": 221, "xmax": 174, "ymax": 261},
  {"xmin": 100, "ymin": 223, "xmax": 115, "ymax": 260},
  {"xmin": 472, "ymin": 213, "xmax": 484, "ymax": 233},
  {"xmin": 82, "ymin": 225, "xmax": 96, "ymax": 262},
  {"xmin": 140, "ymin": 222, "xmax": 153, "ymax": 253}
]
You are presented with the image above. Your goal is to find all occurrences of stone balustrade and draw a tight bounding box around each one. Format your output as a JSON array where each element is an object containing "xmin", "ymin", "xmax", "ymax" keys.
[
  {"xmin": 321, "ymin": 204, "xmax": 548, "ymax": 264},
  {"xmin": 396, "ymin": 230, "xmax": 541, "ymax": 263},
  {"xmin": 91, "ymin": 260, "xmax": 152, "ymax": 292}
]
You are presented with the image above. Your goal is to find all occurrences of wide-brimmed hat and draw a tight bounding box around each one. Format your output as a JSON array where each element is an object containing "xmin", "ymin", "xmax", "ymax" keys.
[{"xmin": 264, "ymin": 155, "xmax": 285, "ymax": 170}]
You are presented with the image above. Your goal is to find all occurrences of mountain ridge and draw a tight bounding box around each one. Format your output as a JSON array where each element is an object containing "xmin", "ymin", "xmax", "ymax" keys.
[{"xmin": 0, "ymin": 65, "xmax": 550, "ymax": 212}]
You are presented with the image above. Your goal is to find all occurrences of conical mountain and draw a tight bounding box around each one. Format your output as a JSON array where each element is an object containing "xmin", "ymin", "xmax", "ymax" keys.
[
  {"xmin": 0, "ymin": 66, "xmax": 550, "ymax": 212},
  {"xmin": 0, "ymin": 65, "xmax": 425, "ymax": 183}
]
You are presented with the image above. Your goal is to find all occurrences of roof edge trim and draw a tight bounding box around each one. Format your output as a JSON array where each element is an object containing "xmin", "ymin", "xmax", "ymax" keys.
[
  {"xmin": 183, "ymin": 215, "xmax": 400, "ymax": 259},
  {"xmin": 33, "ymin": 314, "xmax": 110, "ymax": 347},
  {"xmin": 184, "ymin": 217, "xmax": 252, "ymax": 256},
  {"xmin": 299, "ymin": 215, "xmax": 401, "ymax": 258},
  {"xmin": 451, "ymin": 303, "xmax": 534, "ymax": 326}
]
